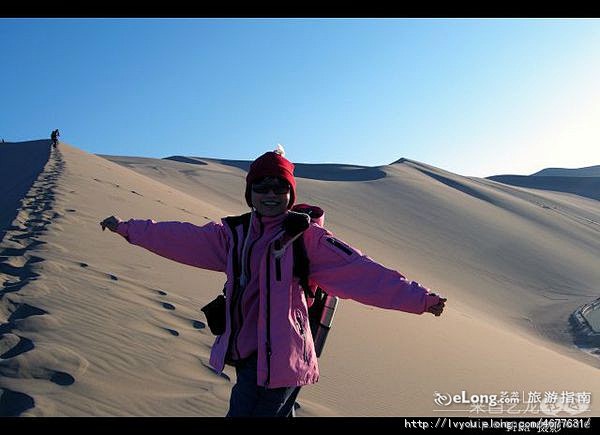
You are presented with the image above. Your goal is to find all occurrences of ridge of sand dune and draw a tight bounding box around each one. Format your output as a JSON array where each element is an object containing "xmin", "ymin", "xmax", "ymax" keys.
[
  {"xmin": 486, "ymin": 163, "xmax": 600, "ymax": 200},
  {"xmin": 162, "ymin": 155, "xmax": 388, "ymax": 182},
  {"xmin": 1, "ymin": 141, "xmax": 599, "ymax": 417},
  {"xmin": 532, "ymin": 165, "xmax": 600, "ymax": 177}
]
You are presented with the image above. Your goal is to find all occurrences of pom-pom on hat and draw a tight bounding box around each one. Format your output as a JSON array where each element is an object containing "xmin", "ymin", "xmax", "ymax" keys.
[{"xmin": 245, "ymin": 144, "xmax": 296, "ymax": 209}]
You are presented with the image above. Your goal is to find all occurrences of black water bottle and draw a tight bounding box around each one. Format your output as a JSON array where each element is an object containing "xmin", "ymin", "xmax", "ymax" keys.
[{"xmin": 312, "ymin": 294, "xmax": 339, "ymax": 357}]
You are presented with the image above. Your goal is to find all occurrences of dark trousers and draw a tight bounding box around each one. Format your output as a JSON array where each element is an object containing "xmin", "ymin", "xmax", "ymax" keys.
[{"xmin": 226, "ymin": 354, "xmax": 301, "ymax": 417}]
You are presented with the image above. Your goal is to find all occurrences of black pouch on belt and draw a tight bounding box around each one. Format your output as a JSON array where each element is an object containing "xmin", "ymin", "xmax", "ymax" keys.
[{"xmin": 201, "ymin": 294, "xmax": 226, "ymax": 335}]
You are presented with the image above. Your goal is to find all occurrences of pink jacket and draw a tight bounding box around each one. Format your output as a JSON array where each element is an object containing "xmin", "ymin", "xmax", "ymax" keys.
[{"xmin": 116, "ymin": 211, "xmax": 440, "ymax": 388}]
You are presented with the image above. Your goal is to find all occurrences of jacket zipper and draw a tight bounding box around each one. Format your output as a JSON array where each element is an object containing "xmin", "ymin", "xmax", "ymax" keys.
[
  {"xmin": 326, "ymin": 237, "xmax": 353, "ymax": 256},
  {"xmin": 265, "ymin": 244, "xmax": 273, "ymax": 386},
  {"xmin": 227, "ymin": 224, "xmax": 241, "ymax": 361},
  {"xmin": 274, "ymin": 240, "xmax": 282, "ymax": 281}
]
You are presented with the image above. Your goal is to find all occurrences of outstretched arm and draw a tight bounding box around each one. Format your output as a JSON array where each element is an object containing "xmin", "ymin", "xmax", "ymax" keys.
[
  {"xmin": 304, "ymin": 225, "xmax": 446, "ymax": 316},
  {"xmin": 100, "ymin": 215, "xmax": 228, "ymax": 272}
]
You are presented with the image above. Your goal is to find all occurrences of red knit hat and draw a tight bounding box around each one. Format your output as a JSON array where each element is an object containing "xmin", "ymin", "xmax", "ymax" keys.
[{"xmin": 245, "ymin": 145, "xmax": 296, "ymax": 209}]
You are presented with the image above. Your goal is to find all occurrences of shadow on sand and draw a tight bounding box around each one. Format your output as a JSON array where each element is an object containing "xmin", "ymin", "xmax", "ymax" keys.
[
  {"xmin": 487, "ymin": 175, "xmax": 600, "ymax": 202},
  {"xmin": 0, "ymin": 140, "xmax": 52, "ymax": 243}
]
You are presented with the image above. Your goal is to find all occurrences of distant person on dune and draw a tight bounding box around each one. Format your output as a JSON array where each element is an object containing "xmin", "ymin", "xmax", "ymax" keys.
[
  {"xmin": 51, "ymin": 129, "xmax": 59, "ymax": 148},
  {"xmin": 100, "ymin": 145, "xmax": 446, "ymax": 417}
]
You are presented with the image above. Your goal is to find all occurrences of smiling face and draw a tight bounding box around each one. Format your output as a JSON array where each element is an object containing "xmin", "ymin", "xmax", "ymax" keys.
[{"xmin": 250, "ymin": 176, "xmax": 291, "ymax": 216}]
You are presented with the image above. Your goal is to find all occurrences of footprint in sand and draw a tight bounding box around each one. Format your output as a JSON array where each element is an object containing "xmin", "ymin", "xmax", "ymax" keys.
[
  {"xmin": 26, "ymin": 240, "xmax": 46, "ymax": 249},
  {"xmin": 29, "ymin": 218, "xmax": 51, "ymax": 225},
  {"xmin": 0, "ymin": 336, "xmax": 34, "ymax": 359},
  {"xmin": 92, "ymin": 178, "xmax": 120, "ymax": 188},
  {"xmin": 162, "ymin": 302, "xmax": 175, "ymax": 310},
  {"xmin": 1, "ymin": 281, "xmax": 27, "ymax": 297},
  {"xmin": 0, "ymin": 248, "xmax": 25, "ymax": 257},
  {"xmin": 11, "ymin": 233, "xmax": 46, "ymax": 241},
  {"xmin": 0, "ymin": 303, "xmax": 48, "ymax": 334},
  {"xmin": 9, "ymin": 303, "xmax": 48, "ymax": 322},
  {"xmin": 0, "ymin": 348, "xmax": 77, "ymax": 387},
  {"xmin": 27, "ymin": 256, "xmax": 44, "ymax": 265},
  {"xmin": 49, "ymin": 371, "xmax": 75, "ymax": 386},
  {"xmin": 0, "ymin": 261, "xmax": 40, "ymax": 279},
  {"xmin": 0, "ymin": 388, "xmax": 35, "ymax": 416},
  {"xmin": 200, "ymin": 361, "xmax": 230, "ymax": 381},
  {"xmin": 192, "ymin": 320, "xmax": 206, "ymax": 330},
  {"xmin": 164, "ymin": 328, "xmax": 179, "ymax": 336}
]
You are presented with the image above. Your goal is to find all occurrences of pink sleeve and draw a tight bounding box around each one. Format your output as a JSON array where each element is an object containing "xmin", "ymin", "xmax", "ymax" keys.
[
  {"xmin": 116, "ymin": 219, "xmax": 228, "ymax": 272},
  {"xmin": 305, "ymin": 225, "xmax": 439, "ymax": 314}
]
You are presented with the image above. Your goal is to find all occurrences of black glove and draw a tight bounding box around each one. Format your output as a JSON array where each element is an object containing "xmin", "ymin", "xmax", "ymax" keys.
[{"xmin": 283, "ymin": 211, "xmax": 310, "ymax": 237}]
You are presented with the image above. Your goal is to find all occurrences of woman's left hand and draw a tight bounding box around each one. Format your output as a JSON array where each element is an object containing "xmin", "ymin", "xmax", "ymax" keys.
[{"xmin": 427, "ymin": 293, "xmax": 447, "ymax": 316}]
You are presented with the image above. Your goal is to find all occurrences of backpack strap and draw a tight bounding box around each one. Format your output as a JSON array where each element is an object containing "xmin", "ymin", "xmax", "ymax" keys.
[
  {"xmin": 222, "ymin": 212, "xmax": 251, "ymax": 295},
  {"xmin": 293, "ymin": 234, "xmax": 315, "ymax": 299}
]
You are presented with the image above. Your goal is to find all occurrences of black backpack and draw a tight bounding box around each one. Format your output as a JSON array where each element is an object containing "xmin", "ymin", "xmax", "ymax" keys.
[{"xmin": 289, "ymin": 205, "xmax": 339, "ymax": 358}]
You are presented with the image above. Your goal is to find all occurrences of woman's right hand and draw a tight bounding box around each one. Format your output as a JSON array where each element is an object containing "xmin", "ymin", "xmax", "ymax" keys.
[{"xmin": 100, "ymin": 215, "xmax": 122, "ymax": 233}]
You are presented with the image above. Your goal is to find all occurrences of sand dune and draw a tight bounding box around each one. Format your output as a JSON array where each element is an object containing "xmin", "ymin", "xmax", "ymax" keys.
[
  {"xmin": 1, "ymin": 140, "xmax": 599, "ymax": 417},
  {"xmin": 532, "ymin": 165, "xmax": 600, "ymax": 177},
  {"xmin": 488, "ymin": 164, "xmax": 600, "ymax": 201},
  {"xmin": 487, "ymin": 174, "xmax": 600, "ymax": 201},
  {"xmin": 161, "ymin": 155, "xmax": 388, "ymax": 181}
]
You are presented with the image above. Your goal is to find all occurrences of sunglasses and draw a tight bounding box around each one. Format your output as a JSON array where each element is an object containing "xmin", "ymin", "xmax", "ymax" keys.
[{"xmin": 251, "ymin": 182, "xmax": 291, "ymax": 194}]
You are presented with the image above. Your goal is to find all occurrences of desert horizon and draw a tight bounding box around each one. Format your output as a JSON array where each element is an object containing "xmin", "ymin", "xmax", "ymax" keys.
[{"xmin": 0, "ymin": 139, "xmax": 598, "ymax": 417}]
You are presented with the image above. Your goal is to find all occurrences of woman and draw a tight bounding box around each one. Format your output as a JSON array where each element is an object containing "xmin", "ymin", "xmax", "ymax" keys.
[{"xmin": 100, "ymin": 146, "xmax": 446, "ymax": 417}]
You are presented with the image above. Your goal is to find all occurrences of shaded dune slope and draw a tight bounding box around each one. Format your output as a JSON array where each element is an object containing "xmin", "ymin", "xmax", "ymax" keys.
[
  {"xmin": 487, "ymin": 175, "xmax": 600, "ymax": 201},
  {"xmin": 532, "ymin": 165, "xmax": 600, "ymax": 177},
  {"xmin": 0, "ymin": 140, "xmax": 52, "ymax": 243}
]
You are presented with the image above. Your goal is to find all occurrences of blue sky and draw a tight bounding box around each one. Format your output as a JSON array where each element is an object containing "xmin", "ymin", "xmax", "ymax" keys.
[{"xmin": 1, "ymin": 18, "xmax": 599, "ymax": 177}]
